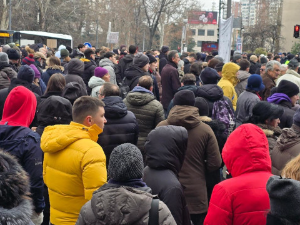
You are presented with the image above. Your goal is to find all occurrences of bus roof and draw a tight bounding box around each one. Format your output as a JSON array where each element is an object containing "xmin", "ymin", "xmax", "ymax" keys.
[{"xmin": 17, "ymin": 31, "xmax": 72, "ymax": 40}]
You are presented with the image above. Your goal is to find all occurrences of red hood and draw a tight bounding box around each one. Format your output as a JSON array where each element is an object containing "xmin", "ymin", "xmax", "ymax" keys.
[
  {"xmin": 222, "ymin": 124, "xmax": 271, "ymax": 177},
  {"xmin": 0, "ymin": 86, "xmax": 37, "ymax": 127}
]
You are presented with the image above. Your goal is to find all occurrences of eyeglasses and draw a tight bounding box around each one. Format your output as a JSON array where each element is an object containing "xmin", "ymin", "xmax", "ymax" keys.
[{"xmin": 96, "ymin": 91, "xmax": 103, "ymax": 97}]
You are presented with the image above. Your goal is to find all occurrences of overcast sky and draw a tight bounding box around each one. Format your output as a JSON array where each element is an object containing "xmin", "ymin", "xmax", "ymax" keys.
[{"xmin": 201, "ymin": 0, "xmax": 240, "ymax": 11}]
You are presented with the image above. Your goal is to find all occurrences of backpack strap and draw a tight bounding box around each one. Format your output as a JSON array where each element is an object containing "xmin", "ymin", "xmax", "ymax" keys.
[{"xmin": 148, "ymin": 198, "xmax": 160, "ymax": 225}]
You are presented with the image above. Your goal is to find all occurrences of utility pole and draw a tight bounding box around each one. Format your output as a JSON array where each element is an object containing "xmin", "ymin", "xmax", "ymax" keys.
[
  {"xmin": 227, "ymin": 0, "xmax": 232, "ymax": 19},
  {"xmin": 9, "ymin": 0, "xmax": 12, "ymax": 42}
]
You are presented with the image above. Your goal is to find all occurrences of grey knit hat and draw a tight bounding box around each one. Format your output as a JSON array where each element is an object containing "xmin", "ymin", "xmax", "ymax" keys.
[
  {"xmin": 133, "ymin": 53, "xmax": 149, "ymax": 68},
  {"xmin": 108, "ymin": 143, "xmax": 143, "ymax": 181},
  {"xmin": 0, "ymin": 52, "xmax": 9, "ymax": 64},
  {"xmin": 267, "ymin": 175, "xmax": 300, "ymax": 222}
]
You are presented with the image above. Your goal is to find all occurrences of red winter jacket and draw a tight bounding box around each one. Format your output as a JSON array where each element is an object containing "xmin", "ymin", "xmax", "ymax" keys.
[{"xmin": 204, "ymin": 124, "xmax": 272, "ymax": 225}]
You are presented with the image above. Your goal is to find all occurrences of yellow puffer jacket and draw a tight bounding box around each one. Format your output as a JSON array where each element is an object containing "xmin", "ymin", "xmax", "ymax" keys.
[
  {"xmin": 218, "ymin": 62, "xmax": 240, "ymax": 110},
  {"xmin": 41, "ymin": 122, "xmax": 107, "ymax": 225}
]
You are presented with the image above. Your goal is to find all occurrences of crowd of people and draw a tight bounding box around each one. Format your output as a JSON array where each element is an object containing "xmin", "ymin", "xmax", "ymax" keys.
[{"xmin": 1, "ymin": 42, "xmax": 300, "ymax": 225}]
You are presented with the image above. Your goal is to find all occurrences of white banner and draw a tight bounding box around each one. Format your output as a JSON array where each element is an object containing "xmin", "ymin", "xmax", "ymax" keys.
[
  {"xmin": 219, "ymin": 16, "xmax": 233, "ymax": 63},
  {"xmin": 106, "ymin": 32, "xmax": 119, "ymax": 44}
]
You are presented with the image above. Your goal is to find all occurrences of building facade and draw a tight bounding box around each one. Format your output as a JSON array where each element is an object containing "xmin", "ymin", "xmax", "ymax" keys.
[
  {"xmin": 188, "ymin": 11, "xmax": 218, "ymax": 52},
  {"xmin": 280, "ymin": 0, "xmax": 299, "ymax": 52}
]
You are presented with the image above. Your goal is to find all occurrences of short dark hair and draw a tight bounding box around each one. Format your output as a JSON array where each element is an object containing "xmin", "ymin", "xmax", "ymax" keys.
[
  {"xmin": 138, "ymin": 75, "xmax": 153, "ymax": 90},
  {"xmin": 167, "ymin": 50, "xmax": 178, "ymax": 62},
  {"xmin": 190, "ymin": 62, "xmax": 203, "ymax": 76},
  {"xmin": 189, "ymin": 53, "xmax": 197, "ymax": 59},
  {"xmin": 205, "ymin": 55, "xmax": 213, "ymax": 62},
  {"xmin": 180, "ymin": 52, "xmax": 189, "ymax": 60},
  {"xmin": 72, "ymin": 96, "xmax": 105, "ymax": 123},
  {"xmin": 78, "ymin": 44, "xmax": 84, "ymax": 49},
  {"xmin": 100, "ymin": 83, "xmax": 120, "ymax": 97},
  {"xmin": 146, "ymin": 50, "xmax": 154, "ymax": 55},
  {"xmin": 95, "ymin": 49, "xmax": 101, "ymax": 54},
  {"xmin": 208, "ymin": 58, "xmax": 221, "ymax": 69},
  {"xmin": 104, "ymin": 52, "xmax": 115, "ymax": 59},
  {"xmin": 129, "ymin": 45, "xmax": 137, "ymax": 54},
  {"xmin": 181, "ymin": 73, "xmax": 196, "ymax": 85},
  {"xmin": 274, "ymin": 55, "xmax": 280, "ymax": 61},
  {"xmin": 239, "ymin": 59, "xmax": 251, "ymax": 71},
  {"xmin": 84, "ymin": 48, "xmax": 95, "ymax": 59}
]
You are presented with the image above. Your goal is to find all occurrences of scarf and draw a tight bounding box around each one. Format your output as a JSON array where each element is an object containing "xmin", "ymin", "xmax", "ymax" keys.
[
  {"xmin": 267, "ymin": 93, "xmax": 291, "ymax": 104},
  {"xmin": 108, "ymin": 179, "xmax": 147, "ymax": 188}
]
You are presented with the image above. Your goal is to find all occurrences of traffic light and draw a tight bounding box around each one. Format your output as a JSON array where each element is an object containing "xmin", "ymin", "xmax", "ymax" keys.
[{"xmin": 294, "ymin": 25, "xmax": 300, "ymax": 38}]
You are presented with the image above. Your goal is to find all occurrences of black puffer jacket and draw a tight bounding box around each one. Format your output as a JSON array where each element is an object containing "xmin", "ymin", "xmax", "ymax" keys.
[
  {"xmin": 143, "ymin": 125, "xmax": 191, "ymax": 225},
  {"xmin": 97, "ymin": 96, "xmax": 139, "ymax": 166},
  {"xmin": 277, "ymin": 101, "xmax": 295, "ymax": 129},
  {"xmin": 196, "ymin": 84, "xmax": 234, "ymax": 117},
  {"xmin": 123, "ymin": 65, "xmax": 149, "ymax": 91},
  {"xmin": 183, "ymin": 58, "xmax": 191, "ymax": 74},
  {"xmin": 9, "ymin": 78, "xmax": 42, "ymax": 96},
  {"xmin": 36, "ymin": 96, "xmax": 72, "ymax": 136},
  {"xmin": 117, "ymin": 54, "xmax": 134, "ymax": 83},
  {"xmin": 81, "ymin": 59, "xmax": 97, "ymax": 94}
]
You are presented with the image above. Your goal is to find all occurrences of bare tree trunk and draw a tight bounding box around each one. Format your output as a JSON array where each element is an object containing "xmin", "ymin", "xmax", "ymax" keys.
[{"xmin": 0, "ymin": 0, "xmax": 9, "ymax": 29}]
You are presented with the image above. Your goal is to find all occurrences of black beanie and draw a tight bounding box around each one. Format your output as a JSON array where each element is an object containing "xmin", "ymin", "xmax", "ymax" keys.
[
  {"xmin": 267, "ymin": 176, "xmax": 300, "ymax": 222},
  {"xmin": 251, "ymin": 101, "xmax": 284, "ymax": 124},
  {"xmin": 108, "ymin": 143, "xmax": 143, "ymax": 181},
  {"xmin": 200, "ymin": 67, "xmax": 220, "ymax": 84},
  {"xmin": 7, "ymin": 49, "xmax": 20, "ymax": 60},
  {"xmin": 194, "ymin": 97, "xmax": 209, "ymax": 116},
  {"xmin": 173, "ymin": 90, "xmax": 195, "ymax": 106},
  {"xmin": 147, "ymin": 54, "xmax": 157, "ymax": 64},
  {"xmin": 17, "ymin": 65, "xmax": 35, "ymax": 83},
  {"xmin": 277, "ymin": 80, "xmax": 299, "ymax": 97}
]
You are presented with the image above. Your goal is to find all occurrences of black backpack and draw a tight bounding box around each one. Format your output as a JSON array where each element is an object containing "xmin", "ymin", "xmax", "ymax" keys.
[{"xmin": 119, "ymin": 76, "xmax": 139, "ymax": 99}]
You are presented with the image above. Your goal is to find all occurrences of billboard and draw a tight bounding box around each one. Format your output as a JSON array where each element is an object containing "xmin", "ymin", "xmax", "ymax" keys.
[{"xmin": 188, "ymin": 11, "xmax": 218, "ymax": 25}]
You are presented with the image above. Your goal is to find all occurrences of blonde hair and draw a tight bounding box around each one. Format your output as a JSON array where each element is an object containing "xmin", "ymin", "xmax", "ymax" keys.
[
  {"xmin": 281, "ymin": 154, "xmax": 300, "ymax": 181},
  {"xmin": 250, "ymin": 55, "xmax": 258, "ymax": 62}
]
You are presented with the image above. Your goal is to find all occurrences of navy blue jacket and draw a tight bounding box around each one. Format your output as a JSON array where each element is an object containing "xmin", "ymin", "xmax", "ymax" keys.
[
  {"xmin": 0, "ymin": 125, "xmax": 45, "ymax": 213},
  {"xmin": 42, "ymin": 68, "xmax": 64, "ymax": 86},
  {"xmin": 97, "ymin": 96, "xmax": 139, "ymax": 165}
]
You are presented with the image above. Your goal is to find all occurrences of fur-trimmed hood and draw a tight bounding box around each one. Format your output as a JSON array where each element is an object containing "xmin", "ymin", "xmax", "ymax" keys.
[
  {"xmin": 0, "ymin": 150, "xmax": 30, "ymax": 208},
  {"xmin": 256, "ymin": 123, "xmax": 282, "ymax": 137},
  {"xmin": 45, "ymin": 64, "xmax": 64, "ymax": 72},
  {"xmin": 0, "ymin": 199, "xmax": 34, "ymax": 225},
  {"xmin": 276, "ymin": 124, "xmax": 300, "ymax": 152}
]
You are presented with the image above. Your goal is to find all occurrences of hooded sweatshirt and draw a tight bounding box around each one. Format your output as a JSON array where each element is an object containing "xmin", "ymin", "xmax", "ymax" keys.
[
  {"xmin": 0, "ymin": 86, "xmax": 44, "ymax": 214},
  {"xmin": 65, "ymin": 58, "xmax": 87, "ymax": 94},
  {"xmin": 41, "ymin": 122, "xmax": 107, "ymax": 225},
  {"xmin": 218, "ymin": 62, "xmax": 240, "ymax": 110},
  {"xmin": 99, "ymin": 58, "xmax": 117, "ymax": 84},
  {"xmin": 88, "ymin": 76, "xmax": 106, "ymax": 98}
]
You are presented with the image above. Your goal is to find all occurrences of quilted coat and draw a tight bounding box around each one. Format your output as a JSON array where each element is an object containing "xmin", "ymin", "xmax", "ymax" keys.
[
  {"xmin": 41, "ymin": 122, "xmax": 107, "ymax": 225},
  {"xmin": 204, "ymin": 124, "xmax": 272, "ymax": 225}
]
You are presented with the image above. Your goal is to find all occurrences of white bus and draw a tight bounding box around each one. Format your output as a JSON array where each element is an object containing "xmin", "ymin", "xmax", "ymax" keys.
[{"xmin": 0, "ymin": 30, "xmax": 73, "ymax": 49}]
